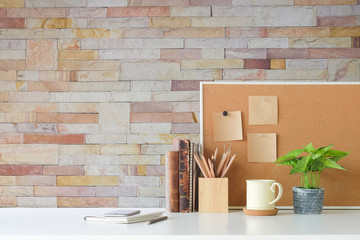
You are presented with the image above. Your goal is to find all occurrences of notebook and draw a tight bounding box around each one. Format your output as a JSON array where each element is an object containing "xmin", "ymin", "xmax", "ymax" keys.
[{"xmin": 84, "ymin": 211, "xmax": 165, "ymax": 224}]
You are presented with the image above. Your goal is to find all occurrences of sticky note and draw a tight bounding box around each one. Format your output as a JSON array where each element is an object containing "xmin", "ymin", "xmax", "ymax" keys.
[
  {"xmin": 247, "ymin": 133, "xmax": 276, "ymax": 162},
  {"xmin": 212, "ymin": 111, "xmax": 243, "ymax": 142},
  {"xmin": 249, "ymin": 96, "xmax": 278, "ymax": 125}
]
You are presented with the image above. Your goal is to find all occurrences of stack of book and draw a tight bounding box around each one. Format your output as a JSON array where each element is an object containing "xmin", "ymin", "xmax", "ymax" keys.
[{"xmin": 166, "ymin": 138, "xmax": 200, "ymax": 213}]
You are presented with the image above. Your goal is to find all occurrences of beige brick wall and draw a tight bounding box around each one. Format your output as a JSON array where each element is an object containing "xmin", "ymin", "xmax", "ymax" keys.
[{"xmin": 0, "ymin": 0, "xmax": 359, "ymax": 207}]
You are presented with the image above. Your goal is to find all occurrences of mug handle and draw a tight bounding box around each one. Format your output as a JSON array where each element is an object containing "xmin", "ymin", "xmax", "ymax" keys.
[{"xmin": 269, "ymin": 182, "xmax": 283, "ymax": 205}]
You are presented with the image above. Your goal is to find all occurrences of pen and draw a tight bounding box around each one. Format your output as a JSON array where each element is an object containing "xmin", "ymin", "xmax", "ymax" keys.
[{"xmin": 147, "ymin": 216, "xmax": 168, "ymax": 225}]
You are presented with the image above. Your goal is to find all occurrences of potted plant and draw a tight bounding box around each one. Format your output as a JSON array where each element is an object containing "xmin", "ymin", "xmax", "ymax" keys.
[{"xmin": 275, "ymin": 143, "xmax": 349, "ymax": 214}]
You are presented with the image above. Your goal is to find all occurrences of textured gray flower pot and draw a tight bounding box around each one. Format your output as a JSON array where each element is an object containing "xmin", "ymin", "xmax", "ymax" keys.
[{"xmin": 293, "ymin": 187, "xmax": 324, "ymax": 214}]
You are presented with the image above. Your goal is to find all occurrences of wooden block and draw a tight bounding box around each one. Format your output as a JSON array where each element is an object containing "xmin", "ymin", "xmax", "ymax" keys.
[{"xmin": 199, "ymin": 178, "xmax": 228, "ymax": 213}]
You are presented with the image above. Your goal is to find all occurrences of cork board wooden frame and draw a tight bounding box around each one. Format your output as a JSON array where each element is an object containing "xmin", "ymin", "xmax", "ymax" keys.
[{"xmin": 200, "ymin": 82, "xmax": 360, "ymax": 208}]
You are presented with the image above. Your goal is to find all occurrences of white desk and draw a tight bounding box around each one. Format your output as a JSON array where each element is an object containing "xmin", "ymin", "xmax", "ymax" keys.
[{"xmin": 1, "ymin": 208, "xmax": 360, "ymax": 240}]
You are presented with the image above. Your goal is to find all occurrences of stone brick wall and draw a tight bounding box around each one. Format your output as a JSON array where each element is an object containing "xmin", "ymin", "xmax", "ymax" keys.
[{"xmin": 0, "ymin": 0, "xmax": 359, "ymax": 207}]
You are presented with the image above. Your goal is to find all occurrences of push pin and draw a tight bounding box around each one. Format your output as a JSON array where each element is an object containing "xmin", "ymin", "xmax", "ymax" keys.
[{"xmin": 223, "ymin": 111, "xmax": 228, "ymax": 116}]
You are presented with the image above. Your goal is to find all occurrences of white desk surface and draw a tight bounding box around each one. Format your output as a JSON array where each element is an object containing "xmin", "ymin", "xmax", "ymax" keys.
[{"xmin": 1, "ymin": 208, "xmax": 360, "ymax": 240}]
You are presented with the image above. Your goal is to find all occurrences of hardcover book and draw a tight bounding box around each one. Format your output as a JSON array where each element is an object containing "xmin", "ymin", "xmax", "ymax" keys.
[
  {"xmin": 179, "ymin": 139, "xmax": 190, "ymax": 213},
  {"xmin": 166, "ymin": 151, "xmax": 179, "ymax": 212}
]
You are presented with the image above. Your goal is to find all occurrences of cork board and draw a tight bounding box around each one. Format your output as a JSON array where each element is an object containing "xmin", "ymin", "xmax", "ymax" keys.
[{"xmin": 201, "ymin": 82, "xmax": 360, "ymax": 207}]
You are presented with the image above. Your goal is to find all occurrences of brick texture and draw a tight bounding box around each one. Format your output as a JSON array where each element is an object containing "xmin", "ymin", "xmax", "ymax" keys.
[
  {"xmin": 0, "ymin": 165, "xmax": 43, "ymax": 175},
  {"xmin": 57, "ymin": 197, "xmax": 117, "ymax": 207},
  {"xmin": 352, "ymin": 37, "xmax": 360, "ymax": 48},
  {"xmin": 23, "ymin": 134, "xmax": 85, "ymax": 144},
  {"xmin": 107, "ymin": 7, "xmax": 170, "ymax": 17},
  {"xmin": 0, "ymin": 19, "xmax": 25, "ymax": 29},
  {"xmin": 0, "ymin": 1, "xmax": 359, "ymax": 208},
  {"xmin": 244, "ymin": 59, "xmax": 270, "ymax": 69},
  {"xmin": 317, "ymin": 16, "xmax": 358, "ymax": 26}
]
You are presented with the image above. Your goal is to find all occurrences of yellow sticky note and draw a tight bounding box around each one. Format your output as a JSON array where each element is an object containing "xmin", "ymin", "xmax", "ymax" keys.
[
  {"xmin": 247, "ymin": 133, "xmax": 276, "ymax": 162},
  {"xmin": 249, "ymin": 96, "xmax": 278, "ymax": 125},
  {"xmin": 212, "ymin": 111, "xmax": 243, "ymax": 142}
]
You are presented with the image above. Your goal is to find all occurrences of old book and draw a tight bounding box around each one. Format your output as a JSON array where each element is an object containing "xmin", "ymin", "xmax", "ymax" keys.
[
  {"xmin": 192, "ymin": 143, "xmax": 200, "ymax": 212},
  {"xmin": 189, "ymin": 142, "xmax": 193, "ymax": 212},
  {"xmin": 166, "ymin": 151, "xmax": 180, "ymax": 212},
  {"xmin": 179, "ymin": 139, "xmax": 190, "ymax": 213}
]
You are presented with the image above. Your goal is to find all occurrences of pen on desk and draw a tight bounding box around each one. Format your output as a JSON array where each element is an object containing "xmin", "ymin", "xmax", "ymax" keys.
[{"xmin": 147, "ymin": 216, "xmax": 168, "ymax": 225}]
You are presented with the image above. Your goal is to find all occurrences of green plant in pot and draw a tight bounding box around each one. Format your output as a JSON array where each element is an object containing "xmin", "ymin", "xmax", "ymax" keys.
[{"xmin": 275, "ymin": 143, "xmax": 349, "ymax": 214}]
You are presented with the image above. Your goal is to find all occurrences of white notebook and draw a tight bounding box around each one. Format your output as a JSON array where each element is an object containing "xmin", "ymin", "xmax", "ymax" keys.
[{"xmin": 84, "ymin": 211, "xmax": 165, "ymax": 224}]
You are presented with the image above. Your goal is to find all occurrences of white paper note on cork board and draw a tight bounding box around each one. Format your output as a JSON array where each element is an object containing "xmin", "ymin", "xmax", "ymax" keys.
[
  {"xmin": 212, "ymin": 111, "xmax": 243, "ymax": 142},
  {"xmin": 249, "ymin": 96, "xmax": 278, "ymax": 125},
  {"xmin": 247, "ymin": 133, "xmax": 277, "ymax": 163}
]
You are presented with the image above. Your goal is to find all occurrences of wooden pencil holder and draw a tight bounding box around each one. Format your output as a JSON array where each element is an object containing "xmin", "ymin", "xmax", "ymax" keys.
[{"xmin": 199, "ymin": 178, "xmax": 228, "ymax": 213}]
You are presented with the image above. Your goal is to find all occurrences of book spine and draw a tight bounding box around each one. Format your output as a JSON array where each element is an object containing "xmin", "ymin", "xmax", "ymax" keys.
[
  {"xmin": 189, "ymin": 142, "xmax": 193, "ymax": 212},
  {"xmin": 167, "ymin": 151, "xmax": 179, "ymax": 212},
  {"xmin": 193, "ymin": 143, "xmax": 200, "ymax": 212},
  {"xmin": 179, "ymin": 139, "xmax": 190, "ymax": 213}
]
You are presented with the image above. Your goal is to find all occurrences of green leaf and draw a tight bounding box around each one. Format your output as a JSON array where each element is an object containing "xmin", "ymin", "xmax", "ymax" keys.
[
  {"xmin": 311, "ymin": 157, "xmax": 326, "ymax": 172},
  {"xmin": 327, "ymin": 149, "xmax": 349, "ymax": 163},
  {"xmin": 290, "ymin": 155, "xmax": 311, "ymax": 175},
  {"xmin": 312, "ymin": 144, "xmax": 334, "ymax": 159},
  {"xmin": 324, "ymin": 149, "xmax": 349, "ymax": 158},
  {"xmin": 330, "ymin": 154, "xmax": 349, "ymax": 163},
  {"xmin": 304, "ymin": 143, "xmax": 315, "ymax": 154},
  {"xmin": 312, "ymin": 157, "xmax": 346, "ymax": 171},
  {"xmin": 275, "ymin": 148, "xmax": 303, "ymax": 163},
  {"xmin": 276, "ymin": 158, "xmax": 299, "ymax": 167}
]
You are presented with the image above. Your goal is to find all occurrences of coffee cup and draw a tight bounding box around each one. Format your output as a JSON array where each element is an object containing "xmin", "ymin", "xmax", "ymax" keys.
[{"xmin": 246, "ymin": 179, "xmax": 283, "ymax": 210}]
